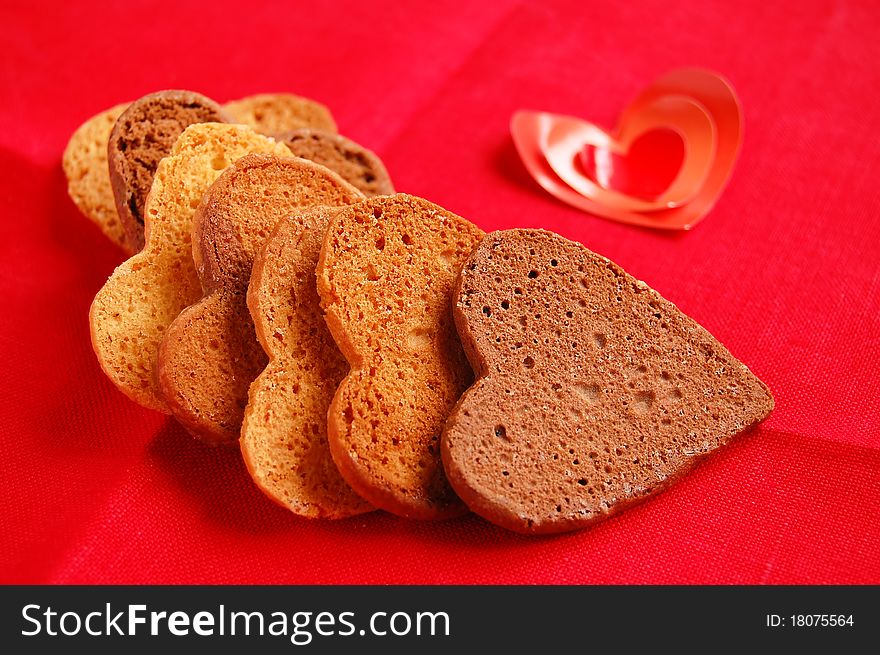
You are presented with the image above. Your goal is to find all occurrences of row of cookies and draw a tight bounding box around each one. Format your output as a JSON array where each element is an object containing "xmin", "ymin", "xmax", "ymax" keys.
[
  {"xmin": 63, "ymin": 90, "xmax": 392, "ymax": 253},
  {"xmin": 64, "ymin": 93, "xmax": 387, "ymax": 519},
  {"xmin": 68, "ymin": 98, "xmax": 773, "ymax": 533},
  {"xmin": 272, "ymin": 194, "xmax": 773, "ymax": 531}
]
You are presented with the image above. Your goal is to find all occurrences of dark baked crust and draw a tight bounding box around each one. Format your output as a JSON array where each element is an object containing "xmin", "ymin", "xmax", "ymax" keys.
[
  {"xmin": 107, "ymin": 90, "xmax": 229, "ymax": 251},
  {"xmin": 442, "ymin": 229, "xmax": 774, "ymax": 534},
  {"xmin": 279, "ymin": 129, "xmax": 394, "ymax": 197}
]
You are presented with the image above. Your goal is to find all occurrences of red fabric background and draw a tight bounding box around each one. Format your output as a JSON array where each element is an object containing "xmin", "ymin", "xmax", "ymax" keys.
[{"xmin": 1, "ymin": 0, "xmax": 878, "ymax": 584}]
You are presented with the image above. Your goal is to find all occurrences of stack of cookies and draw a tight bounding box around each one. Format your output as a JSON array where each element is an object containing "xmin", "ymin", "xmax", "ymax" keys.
[{"xmin": 66, "ymin": 90, "xmax": 773, "ymax": 534}]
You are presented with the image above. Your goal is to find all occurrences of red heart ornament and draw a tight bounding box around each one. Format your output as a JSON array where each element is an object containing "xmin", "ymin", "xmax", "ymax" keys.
[
  {"xmin": 543, "ymin": 95, "xmax": 716, "ymax": 212},
  {"xmin": 580, "ymin": 128, "xmax": 685, "ymax": 201},
  {"xmin": 510, "ymin": 68, "xmax": 743, "ymax": 230}
]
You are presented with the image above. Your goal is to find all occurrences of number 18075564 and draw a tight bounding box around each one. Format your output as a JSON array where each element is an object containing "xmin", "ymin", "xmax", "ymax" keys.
[{"xmin": 766, "ymin": 614, "xmax": 854, "ymax": 628}]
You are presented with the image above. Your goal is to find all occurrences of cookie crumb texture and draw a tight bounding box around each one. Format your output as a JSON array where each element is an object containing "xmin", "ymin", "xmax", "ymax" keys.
[
  {"xmin": 64, "ymin": 92, "xmax": 341, "ymax": 255},
  {"xmin": 280, "ymin": 129, "xmax": 394, "ymax": 197},
  {"xmin": 242, "ymin": 209, "xmax": 373, "ymax": 518},
  {"xmin": 317, "ymin": 194, "xmax": 484, "ymax": 519},
  {"xmin": 443, "ymin": 229, "xmax": 774, "ymax": 534},
  {"xmin": 224, "ymin": 93, "xmax": 337, "ymax": 135},
  {"xmin": 158, "ymin": 154, "xmax": 362, "ymax": 444},
  {"xmin": 63, "ymin": 103, "xmax": 134, "ymax": 253},
  {"xmin": 108, "ymin": 90, "xmax": 229, "ymax": 251},
  {"xmin": 90, "ymin": 124, "xmax": 290, "ymax": 413}
]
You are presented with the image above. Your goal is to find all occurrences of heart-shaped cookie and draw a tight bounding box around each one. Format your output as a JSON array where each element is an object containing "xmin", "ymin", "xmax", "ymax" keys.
[
  {"xmin": 241, "ymin": 207, "xmax": 374, "ymax": 518},
  {"xmin": 108, "ymin": 90, "xmax": 232, "ymax": 252},
  {"xmin": 278, "ymin": 129, "xmax": 395, "ymax": 197},
  {"xmin": 442, "ymin": 229, "xmax": 773, "ymax": 534},
  {"xmin": 223, "ymin": 93, "xmax": 338, "ymax": 136},
  {"xmin": 157, "ymin": 154, "xmax": 363, "ymax": 444},
  {"xmin": 90, "ymin": 124, "xmax": 291, "ymax": 412},
  {"xmin": 317, "ymin": 194, "xmax": 484, "ymax": 519},
  {"xmin": 62, "ymin": 102, "xmax": 134, "ymax": 254}
]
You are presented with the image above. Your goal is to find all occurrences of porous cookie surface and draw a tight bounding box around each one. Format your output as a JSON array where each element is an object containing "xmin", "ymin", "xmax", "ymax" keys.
[
  {"xmin": 224, "ymin": 93, "xmax": 337, "ymax": 135},
  {"xmin": 64, "ymin": 94, "xmax": 339, "ymax": 254},
  {"xmin": 158, "ymin": 154, "xmax": 363, "ymax": 444},
  {"xmin": 108, "ymin": 90, "xmax": 229, "ymax": 251},
  {"xmin": 241, "ymin": 209, "xmax": 373, "ymax": 518},
  {"xmin": 443, "ymin": 229, "xmax": 774, "ymax": 534},
  {"xmin": 62, "ymin": 103, "xmax": 133, "ymax": 253},
  {"xmin": 317, "ymin": 194, "xmax": 484, "ymax": 519},
  {"xmin": 279, "ymin": 129, "xmax": 394, "ymax": 197},
  {"xmin": 90, "ymin": 124, "xmax": 290, "ymax": 412}
]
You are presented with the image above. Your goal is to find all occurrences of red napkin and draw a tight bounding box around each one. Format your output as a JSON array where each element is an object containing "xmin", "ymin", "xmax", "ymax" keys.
[{"xmin": 1, "ymin": 0, "xmax": 877, "ymax": 584}]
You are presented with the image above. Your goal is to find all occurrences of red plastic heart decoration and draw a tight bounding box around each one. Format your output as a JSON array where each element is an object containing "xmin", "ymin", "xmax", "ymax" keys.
[
  {"xmin": 579, "ymin": 128, "xmax": 685, "ymax": 201},
  {"xmin": 510, "ymin": 68, "xmax": 743, "ymax": 230}
]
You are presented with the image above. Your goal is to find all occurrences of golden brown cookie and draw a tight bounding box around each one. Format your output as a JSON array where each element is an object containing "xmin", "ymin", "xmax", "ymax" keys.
[
  {"xmin": 316, "ymin": 194, "xmax": 485, "ymax": 519},
  {"xmin": 279, "ymin": 129, "xmax": 394, "ymax": 197},
  {"xmin": 224, "ymin": 93, "xmax": 337, "ymax": 135},
  {"xmin": 62, "ymin": 102, "xmax": 134, "ymax": 254},
  {"xmin": 157, "ymin": 154, "xmax": 363, "ymax": 444},
  {"xmin": 241, "ymin": 208, "xmax": 374, "ymax": 518},
  {"xmin": 90, "ymin": 124, "xmax": 290, "ymax": 412},
  {"xmin": 442, "ymin": 229, "xmax": 775, "ymax": 534}
]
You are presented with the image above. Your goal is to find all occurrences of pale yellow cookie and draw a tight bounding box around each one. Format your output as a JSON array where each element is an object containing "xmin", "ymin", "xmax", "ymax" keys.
[
  {"xmin": 62, "ymin": 103, "xmax": 133, "ymax": 254},
  {"xmin": 89, "ymin": 123, "xmax": 291, "ymax": 412}
]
